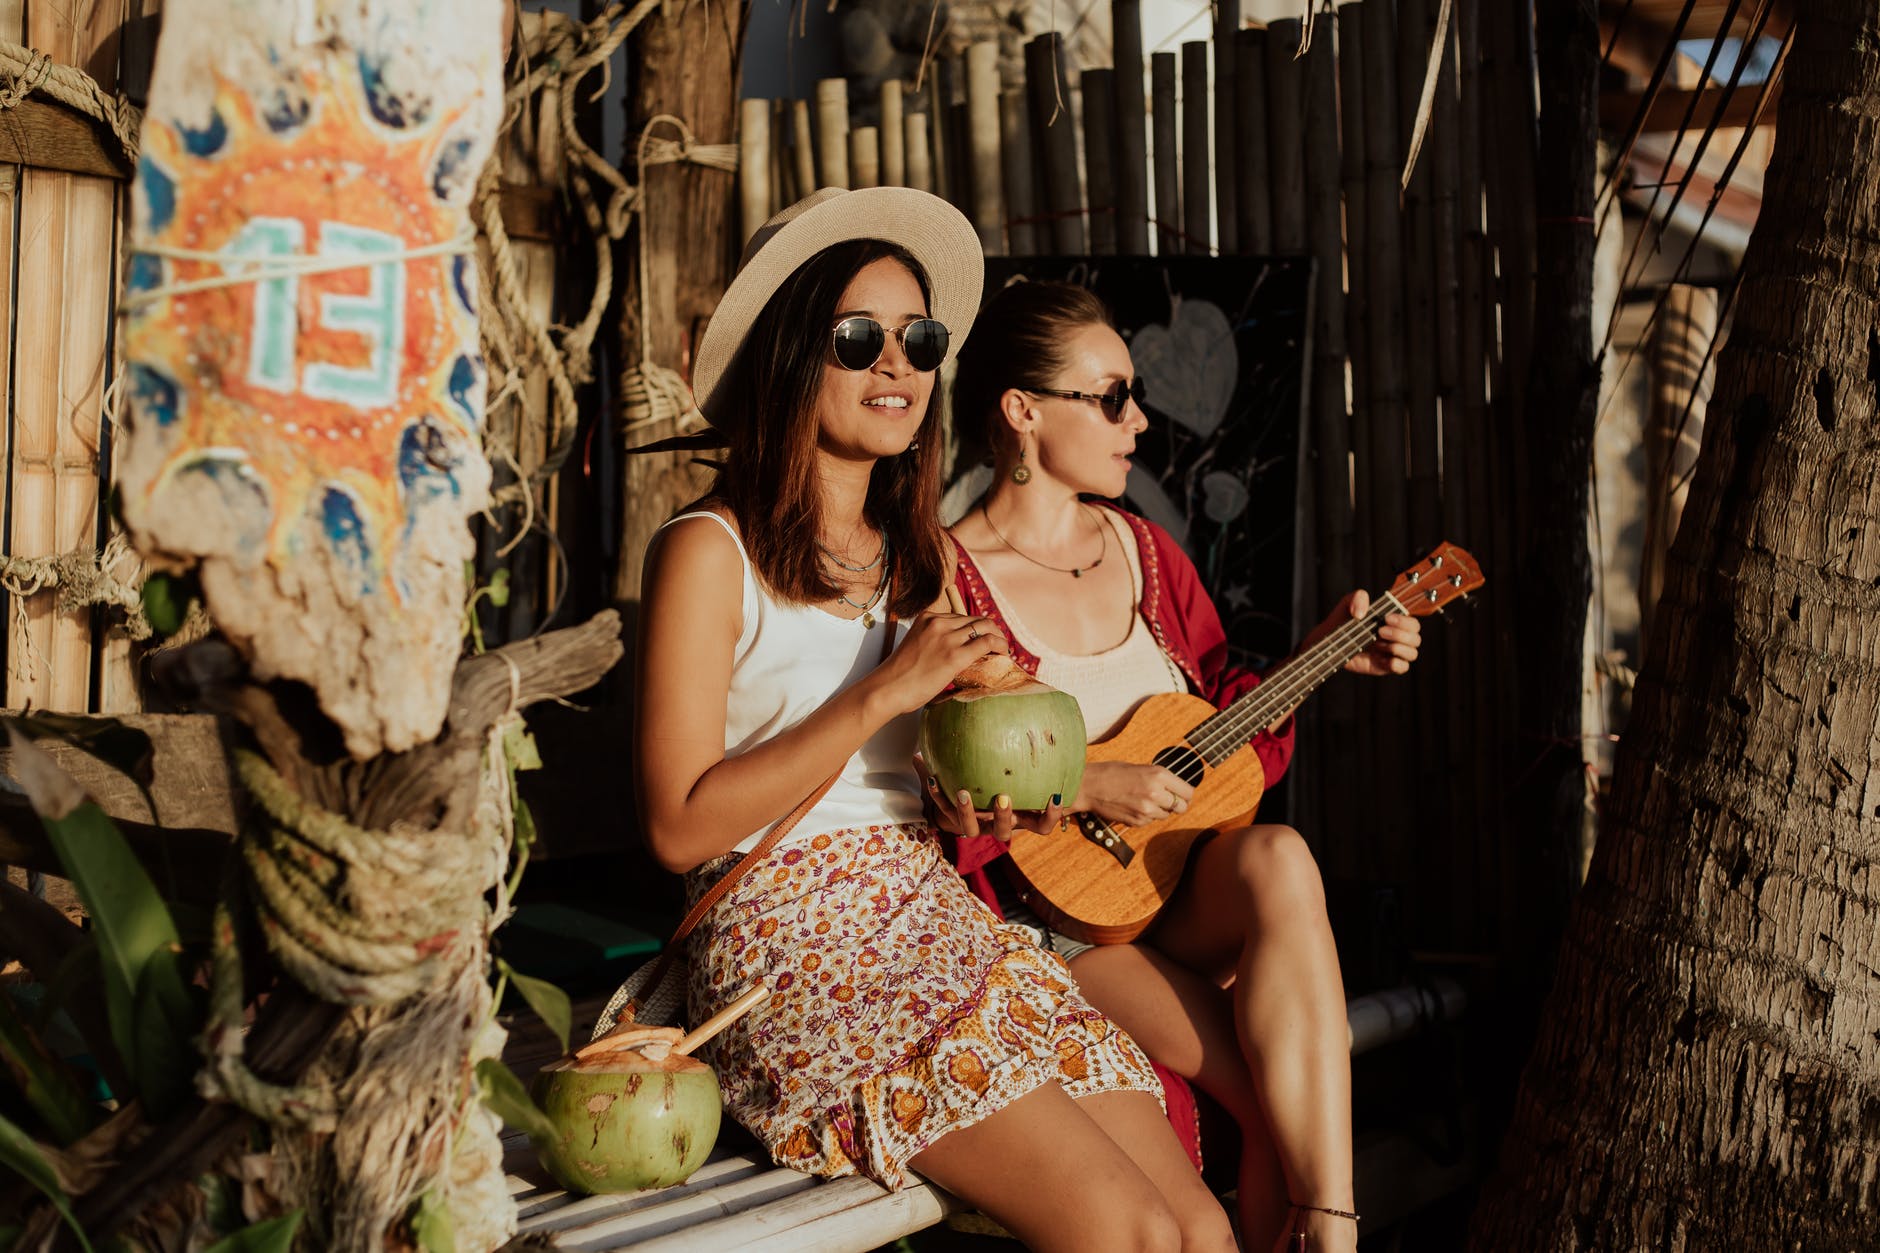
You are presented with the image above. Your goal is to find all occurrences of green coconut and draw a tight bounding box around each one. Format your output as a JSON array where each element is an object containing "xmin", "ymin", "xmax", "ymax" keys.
[
  {"xmin": 531, "ymin": 1037, "xmax": 722, "ymax": 1195},
  {"xmin": 919, "ymin": 677, "xmax": 1087, "ymax": 811}
]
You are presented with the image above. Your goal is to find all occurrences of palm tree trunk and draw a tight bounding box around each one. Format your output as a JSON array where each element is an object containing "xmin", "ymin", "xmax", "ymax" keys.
[{"xmin": 1472, "ymin": 4, "xmax": 1880, "ymax": 1247}]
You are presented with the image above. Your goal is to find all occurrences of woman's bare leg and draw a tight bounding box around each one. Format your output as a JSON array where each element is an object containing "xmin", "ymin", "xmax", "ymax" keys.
[
  {"xmin": 910, "ymin": 1081, "xmax": 1187, "ymax": 1253},
  {"xmin": 911, "ymin": 1081, "xmax": 1235, "ymax": 1251},
  {"xmin": 1070, "ymin": 942, "xmax": 1290, "ymax": 1242},
  {"xmin": 1150, "ymin": 824, "xmax": 1357, "ymax": 1253}
]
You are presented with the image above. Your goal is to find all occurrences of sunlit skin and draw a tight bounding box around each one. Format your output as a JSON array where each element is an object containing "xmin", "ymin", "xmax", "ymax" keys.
[
  {"xmin": 630, "ymin": 261, "xmax": 1236, "ymax": 1252},
  {"xmin": 949, "ymin": 318, "xmax": 1422, "ymax": 1253}
]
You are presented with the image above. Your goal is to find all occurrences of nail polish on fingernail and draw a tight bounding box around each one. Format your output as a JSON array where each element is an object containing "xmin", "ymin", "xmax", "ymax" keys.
[
  {"xmin": 1050, "ymin": 794, "xmax": 1062, "ymax": 806},
  {"xmin": 957, "ymin": 791, "xmax": 972, "ymax": 806},
  {"xmin": 995, "ymin": 795, "xmax": 1011, "ymax": 810}
]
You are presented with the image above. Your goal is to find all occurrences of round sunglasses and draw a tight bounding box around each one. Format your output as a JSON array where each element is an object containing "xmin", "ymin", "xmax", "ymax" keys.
[
  {"xmin": 831, "ymin": 316, "xmax": 950, "ymax": 373},
  {"xmin": 1026, "ymin": 376, "xmax": 1148, "ymax": 423}
]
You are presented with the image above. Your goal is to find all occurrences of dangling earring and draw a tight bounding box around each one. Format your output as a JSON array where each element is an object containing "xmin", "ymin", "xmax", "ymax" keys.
[{"xmin": 1011, "ymin": 445, "xmax": 1032, "ymax": 485}]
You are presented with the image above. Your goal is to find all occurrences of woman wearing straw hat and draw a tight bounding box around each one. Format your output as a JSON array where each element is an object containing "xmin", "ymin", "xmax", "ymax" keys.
[
  {"xmin": 624, "ymin": 189, "xmax": 1235, "ymax": 1252},
  {"xmin": 943, "ymin": 279, "xmax": 1423, "ymax": 1253}
]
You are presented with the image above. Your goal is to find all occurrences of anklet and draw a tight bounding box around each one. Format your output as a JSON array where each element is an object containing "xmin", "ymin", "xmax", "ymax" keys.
[{"xmin": 1291, "ymin": 1202, "xmax": 1361, "ymax": 1222}]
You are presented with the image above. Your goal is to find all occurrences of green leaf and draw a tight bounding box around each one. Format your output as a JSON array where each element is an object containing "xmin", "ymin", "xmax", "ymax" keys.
[
  {"xmin": 0, "ymin": 1110, "xmax": 93, "ymax": 1253},
  {"xmin": 3, "ymin": 728, "xmax": 189, "ymax": 1101},
  {"xmin": 495, "ymin": 958, "xmax": 570, "ymax": 1053},
  {"xmin": 139, "ymin": 574, "xmax": 188, "ymax": 640},
  {"xmin": 202, "ymin": 1212, "xmax": 303, "ymax": 1253},
  {"xmin": 0, "ymin": 990, "xmax": 95, "ymax": 1146},
  {"xmin": 473, "ymin": 1058, "xmax": 557, "ymax": 1141},
  {"xmin": 132, "ymin": 956, "xmax": 197, "ymax": 1120},
  {"xmin": 410, "ymin": 1189, "xmax": 456, "ymax": 1253},
  {"xmin": 501, "ymin": 720, "xmax": 541, "ymax": 772},
  {"xmin": 511, "ymin": 797, "xmax": 537, "ymax": 859},
  {"xmin": 487, "ymin": 567, "xmax": 511, "ymax": 609}
]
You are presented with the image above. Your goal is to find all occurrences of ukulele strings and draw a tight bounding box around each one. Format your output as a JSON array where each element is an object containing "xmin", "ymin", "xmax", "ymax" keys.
[{"xmin": 1187, "ymin": 595, "xmax": 1401, "ymax": 762}]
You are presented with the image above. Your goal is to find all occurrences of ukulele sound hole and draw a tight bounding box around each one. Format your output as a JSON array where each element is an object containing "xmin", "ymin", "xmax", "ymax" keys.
[{"xmin": 1151, "ymin": 745, "xmax": 1208, "ymax": 787}]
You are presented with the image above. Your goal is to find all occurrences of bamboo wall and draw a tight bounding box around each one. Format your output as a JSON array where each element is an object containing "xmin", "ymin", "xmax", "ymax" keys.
[{"xmin": 733, "ymin": 3, "xmax": 1538, "ymax": 958}]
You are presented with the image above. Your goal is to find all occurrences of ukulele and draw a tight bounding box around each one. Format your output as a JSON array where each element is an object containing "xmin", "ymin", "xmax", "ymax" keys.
[{"xmin": 1004, "ymin": 542, "xmax": 1484, "ymax": 945}]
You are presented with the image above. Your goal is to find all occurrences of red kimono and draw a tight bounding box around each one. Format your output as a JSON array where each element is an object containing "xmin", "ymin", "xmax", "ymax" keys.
[{"xmin": 945, "ymin": 502, "xmax": 1297, "ymax": 1170}]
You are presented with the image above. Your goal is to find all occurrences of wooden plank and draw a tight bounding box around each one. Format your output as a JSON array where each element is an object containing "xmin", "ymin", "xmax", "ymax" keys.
[
  {"xmin": 499, "ymin": 182, "xmax": 563, "ymax": 243},
  {"xmin": 8, "ymin": 0, "xmax": 128, "ymax": 716},
  {"xmin": 0, "ymin": 709, "xmax": 237, "ymax": 832},
  {"xmin": 550, "ymin": 1169, "xmax": 822, "ymax": 1250},
  {"xmin": 514, "ymin": 1154, "xmax": 775, "ymax": 1235},
  {"xmin": 0, "ymin": 96, "xmax": 132, "ymax": 179},
  {"xmin": 1264, "ymin": 18, "xmax": 1306, "ymax": 252},
  {"xmin": 624, "ymin": 1175, "xmax": 956, "ymax": 1253},
  {"xmin": 1598, "ymin": 79, "xmax": 1782, "ymax": 133},
  {"xmin": 1232, "ymin": 27, "xmax": 1269, "ymax": 255},
  {"xmin": 1211, "ymin": 0, "xmax": 1237, "ymax": 254}
]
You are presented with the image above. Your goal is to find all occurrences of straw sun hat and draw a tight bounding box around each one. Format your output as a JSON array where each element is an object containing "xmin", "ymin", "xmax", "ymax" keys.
[{"xmin": 689, "ymin": 186, "xmax": 986, "ymax": 430}]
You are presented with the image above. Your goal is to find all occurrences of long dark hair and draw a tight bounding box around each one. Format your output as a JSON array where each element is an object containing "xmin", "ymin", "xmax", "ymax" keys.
[
  {"xmin": 709, "ymin": 238, "xmax": 946, "ymax": 617},
  {"xmin": 950, "ymin": 279, "xmax": 1113, "ymax": 460}
]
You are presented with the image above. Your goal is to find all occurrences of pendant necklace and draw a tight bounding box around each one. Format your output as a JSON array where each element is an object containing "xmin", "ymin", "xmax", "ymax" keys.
[
  {"xmin": 816, "ymin": 536, "xmax": 884, "ymax": 573},
  {"xmin": 981, "ymin": 502, "xmax": 1107, "ymax": 578},
  {"xmin": 830, "ymin": 536, "xmax": 892, "ymax": 627}
]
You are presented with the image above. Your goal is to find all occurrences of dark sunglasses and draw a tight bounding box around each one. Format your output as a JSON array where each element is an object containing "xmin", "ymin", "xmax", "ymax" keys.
[
  {"xmin": 831, "ymin": 316, "xmax": 950, "ymax": 373},
  {"xmin": 1026, "ymin": 376, "xmax": 1148, "ymax": 423}
]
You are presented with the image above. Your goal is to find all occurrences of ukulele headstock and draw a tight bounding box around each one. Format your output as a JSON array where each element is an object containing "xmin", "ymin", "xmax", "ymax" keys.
[{"xmin": 1385, "ymin": 542, "xmax": 1484, "ymax": 616}]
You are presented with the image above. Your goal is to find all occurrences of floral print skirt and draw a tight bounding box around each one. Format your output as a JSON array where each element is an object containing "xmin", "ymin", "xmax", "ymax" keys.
[{"xmin": 684, "ymin": 822, "xmax": 1161, "ymax": 1189}]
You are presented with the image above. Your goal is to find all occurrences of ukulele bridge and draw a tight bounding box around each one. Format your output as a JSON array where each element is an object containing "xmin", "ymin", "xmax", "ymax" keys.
[{"xmin": 1077, "ymin": 815, "xmax": 1136, "ymax": 869}]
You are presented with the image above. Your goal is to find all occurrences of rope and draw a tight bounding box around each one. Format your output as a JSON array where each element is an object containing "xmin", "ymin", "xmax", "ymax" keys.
[
  {"xmin": 0, "ymin": 42, "xmax": 142, "ymax": 167},
  {"xmin": 0, "ymin": 534, "xmax": 152, "ymax": 637},
  {"xmin": 621, "ymin": 114, "xmax": 720, "ymax": 438}
]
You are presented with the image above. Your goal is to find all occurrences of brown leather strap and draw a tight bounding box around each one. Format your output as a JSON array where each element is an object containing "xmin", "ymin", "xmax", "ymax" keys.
[{"xmin": 631, "ymin": 613, "xmax": 900, "ymax": 1012}]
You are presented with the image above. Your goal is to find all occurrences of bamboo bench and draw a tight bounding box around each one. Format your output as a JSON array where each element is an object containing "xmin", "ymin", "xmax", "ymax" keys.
[{"xmin": 497, "ymin": 979, "xmax": 1467, "ymax": 1251}]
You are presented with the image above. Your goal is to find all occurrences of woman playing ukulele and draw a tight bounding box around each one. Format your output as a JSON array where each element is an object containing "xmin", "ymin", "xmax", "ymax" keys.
[{"xmin": 942, "ymin": 280, "xmax": 1421, "ymax": 1253}]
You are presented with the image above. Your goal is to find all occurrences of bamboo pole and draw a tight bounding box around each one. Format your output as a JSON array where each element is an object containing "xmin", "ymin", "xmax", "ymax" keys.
[
  {"xmin": 1181, "ymin": 40, "xmax": 1210, "ymax": 253},
  {"xmin": 880, "ymin": 81, "xmax": 906, "ymax": 187},
  {"xmin": 1233, "ymin": 27, "xmax": 1271, "ymax": 254},
  {"xmin": 1398, "ymin": 0, "xmax": 1442, "ymax": 549},
  {"xmin": 1339, "ymin": 3, "xmax": 1372, "ymax": 585},
  {"xmin": 770, "ymin": 98, "xmax": 791, "ymax": 209},
  {"xmin": 1301, "ymin": 9, "xmax": 1355, "ymax": 861},
  {"xmin": 905, "ymin": 103, "xmax": 934, "ymax": 193},
  {"xmin": 946, "ymin": 61, "xmax": 974, "ymax": 217},
  {"xmin": 1361, "ymin": 0, "xmax": 1408, "ymax": 557},
  {"xmin": 1359, "ymin": 0, "xmax": 1412, "ymax": 879},
  {"xmin": 9, "ymin": 0, "xmax": 127, "ymax": 714},
  {"xmin": 1265, "ymin": 18, "xmax": 1306, "ymax": 252},
  {"xmin": 739, "ymin": 97, "xmax": 771, "ymax": 242},
  {"xmin": 966, "ymin": 41, "xmax": 1004, "ymax": 253},
  {"xmin": 849, "ymin": 125, "xmax": 879, "ymax": 189},
  {"xmin": 815, "ymin": 78, "xmax": 850, "ymax": 189},
  {"xmin": 1303, "ymin": 16, "xmax": 1350, "ymax": 603},
  {"xmin": 1000, "ymin": 86, "xmax": 1038, "ymax": 256},
  {"xmin": 1027, "ymin": 34, "xmax": 1085, "ymax": 254},
  {"xmin": 1213, "ymin": 0, "xmax": 1238, "ymax": 254},
  {"xmin": 1082, "ymin": 68, "xmax": 1117, "ymax": 255},
  {"xmin": 1112, "ymin": 0, "xmax": 1150, "ymax": 253},
  {"xmin": 791, "ymin": 98, "xmax": 816, "ymax": 200},
  {"xmin": 929, "ymin": 63, "xmax": 953, "ymax": 204},
  {"xmin": 1152, "ymin": 51, "xmax": 1181, "ymax": 255}
]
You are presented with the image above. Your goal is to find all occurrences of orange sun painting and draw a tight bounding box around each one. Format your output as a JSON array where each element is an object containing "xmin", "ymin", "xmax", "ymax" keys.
[{"xmin": 119, "ymin": 14, "xmax": 501, "ymax": 758}]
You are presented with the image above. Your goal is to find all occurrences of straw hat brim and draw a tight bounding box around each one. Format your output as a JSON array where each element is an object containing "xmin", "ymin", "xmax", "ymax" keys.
[{"xmin": 691, "ymin": 187, "xmax": 985, "ymax": 428}]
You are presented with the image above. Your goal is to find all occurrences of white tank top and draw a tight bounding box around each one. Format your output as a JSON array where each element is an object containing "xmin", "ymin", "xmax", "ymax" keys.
[
  {"xmin": 973, "ymin": 509, "xmax": 1187, "ymax": 741},
  {"xmin": 657, "ymin": 511, "xmax": 924, "ymax": 853}
]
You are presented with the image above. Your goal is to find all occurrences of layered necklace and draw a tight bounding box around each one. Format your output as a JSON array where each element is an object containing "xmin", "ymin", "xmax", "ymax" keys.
[
  {"xmin": 819, "ymin": 532, "xmax": 891, "ymax": 628},
  {"xmin": 980, "ymin": 501, "xmax": 1108, "ymax": 578}
]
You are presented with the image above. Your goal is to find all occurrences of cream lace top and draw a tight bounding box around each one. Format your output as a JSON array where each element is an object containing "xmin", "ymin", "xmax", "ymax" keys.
[{"xmin": 971, "ymin": 509, "xmax": 1187, "ymax": 741}]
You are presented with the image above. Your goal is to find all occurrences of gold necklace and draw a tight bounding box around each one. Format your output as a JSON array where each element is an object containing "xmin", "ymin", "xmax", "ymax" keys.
[{"xmin": 980, "ymin": 502, "xmax": 1108, "ymax": 578}]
